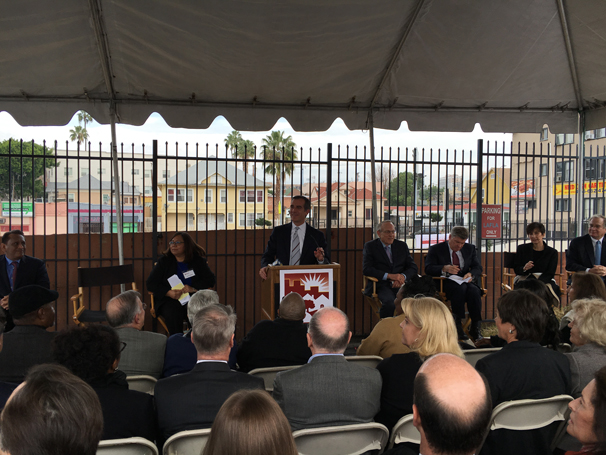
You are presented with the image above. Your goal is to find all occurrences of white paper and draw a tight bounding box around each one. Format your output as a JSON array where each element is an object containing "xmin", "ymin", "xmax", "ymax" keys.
[
  {"xmin": 167, "ymin": 274, "xmax": 190, "ymax": 306},
  {"xmin": 448, "ymin": 275, "xmax": 472, "ymax": 285}
]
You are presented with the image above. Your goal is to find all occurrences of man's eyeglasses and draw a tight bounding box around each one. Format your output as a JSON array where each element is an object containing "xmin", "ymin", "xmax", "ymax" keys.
[{"xmin": 169, "ymin": 241, "xmax": 184, "ymax": 245}]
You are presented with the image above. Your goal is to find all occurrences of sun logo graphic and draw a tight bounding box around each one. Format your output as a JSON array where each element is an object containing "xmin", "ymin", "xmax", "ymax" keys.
[{"xmin": 280, "ymin": 269, "xmax": 334, "ymax": 322}]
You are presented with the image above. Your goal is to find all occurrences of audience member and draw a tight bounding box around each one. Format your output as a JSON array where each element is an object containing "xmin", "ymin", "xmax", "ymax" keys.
[
  {"xmin": 565, "ymin": 365, "xmax": 606, "ymax": 455},
  {"xmin": 513, "ymin": 278, "xmax": 560, "ymax": 348},
  {"xmin": 362, "ymin": 220, "xmax": 419, "ymax": 318},
  {"xmin": 424, "ymin": 226, "xmax": 483, "ymax": 340},
  {"xmin": 147, "ymin": 232, "xmax": 216, "ymax": 335},
  {"xmin": 0, "ymin": 364, "xmax": 103, "ymax": 455},
  {"xmin": 52, "ymin": 324, "xmax": 156, "ymax": 442},
  {"xmin": 357, "ymin": 275, "xmax": 438, "ymax": 358},
  {"xmin": 202, "ymin": 389, "xmax": 298, "ymax": 455},
  {"xmin": 0, "ymin": 229, "xmax": 50, "ymax": 332},
  {"xmin": 237, "ymin": 292, "xmax": 311, "ymax": 372},
  {"xmin": 476, "ymin": 290, "xmax": 571, "ymax": 455},
  {"xmin": 273, "ymin": 307, "xmax": 382, "ymax": 431},
  {"xmin": 106, "ymin": 290, "xmax": 166, "ymax": 378},
  {"xmin": 514, "ymin": 222, "xmax": 561, "ymax": 297},
  {"xmin": 409, "ymin": 354, "xmax": 492, "ymax": 455},
  {"xmin": 0, "ymin": 323, "xmax": 16, "ymax": 409},
  {"xmin": 567, "ymin": 215, "xmax": 606, "ymax": 284},
  {"xmin": 0, "ymin": 285, "xmax": 57, "ymax": 383},
  {"xmin": 154, "ymin": 304, "xmax": 263, "ymax": 445},
  {"xmin": 560, "ymin": 272, "xmax": 606, "ymax": 344},
  {"xmin": 162, "ymin": 289, "xmax": 237, "ymax": 376},
  {"xmin": 375, "ymin": 297, "xmax": 463, "ymax": 430}
]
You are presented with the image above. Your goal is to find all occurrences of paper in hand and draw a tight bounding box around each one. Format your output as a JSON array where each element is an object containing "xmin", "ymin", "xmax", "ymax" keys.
[{"xmin": 168, "ymin": 274, "xmax": 191, "ymax": 305}]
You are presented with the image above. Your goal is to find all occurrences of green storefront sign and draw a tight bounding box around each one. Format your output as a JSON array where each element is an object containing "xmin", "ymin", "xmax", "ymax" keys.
[{"xmin": 2, "ymin": 202, "xmax": 34, "ymax": 217}]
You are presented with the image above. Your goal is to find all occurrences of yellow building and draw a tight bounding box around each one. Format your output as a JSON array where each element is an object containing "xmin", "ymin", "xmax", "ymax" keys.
[
  {"xmin": 470, "ymin": 168, "xmax": 511, "ymax": 205},
  {"xmin": 159, "ymin": 160, "xmax": 272, "ymax": 231}
]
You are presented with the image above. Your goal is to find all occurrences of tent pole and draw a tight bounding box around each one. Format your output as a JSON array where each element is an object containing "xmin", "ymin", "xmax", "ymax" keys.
[
  {"xmin": 368, "ymin": 112, "xmax": 379, "ymax": 237},
  {"xmin": 110, "ymin": 110, "xmax": 124, "ymax": 268}
]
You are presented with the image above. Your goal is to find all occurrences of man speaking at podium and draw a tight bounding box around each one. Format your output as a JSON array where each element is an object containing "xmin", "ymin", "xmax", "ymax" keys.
[{"xmin": 259, "ymin": 195, "xmax": 329, "ymax": 280}]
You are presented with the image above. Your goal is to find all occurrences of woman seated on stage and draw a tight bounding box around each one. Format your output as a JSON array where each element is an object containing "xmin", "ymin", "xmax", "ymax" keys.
[
  {"xmin": 147, "ymin": 232, "xmax": 216, "ymax": 335},
  {"xmin": 514, "ymin": 221, "xmax": 561, "ymax": 297},
  {"xmin": 564, "ymin": 365, "xmax": 606, "ymax": 455},
  {"xmin": 375, "ymin": 296, "xmax": 462, "ymax": 431}
]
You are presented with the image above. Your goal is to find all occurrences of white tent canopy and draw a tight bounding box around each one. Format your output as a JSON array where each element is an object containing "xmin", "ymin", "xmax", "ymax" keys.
[{"xmin": 2, "ymin": 0, "xmax": 606, "ymax": 133}]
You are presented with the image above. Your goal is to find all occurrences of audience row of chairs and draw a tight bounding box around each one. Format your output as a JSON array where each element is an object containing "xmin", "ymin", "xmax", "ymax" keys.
[{"xmin": 96, "ymin": 394, "xmax": 573, "ymax": 455}]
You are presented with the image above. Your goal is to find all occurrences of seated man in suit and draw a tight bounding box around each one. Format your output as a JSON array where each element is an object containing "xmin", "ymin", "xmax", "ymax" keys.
[
  {"xmin": 0, "ymin": 285, "xmax": 58, "ymax": 383},
  {"xmin": 154, "ymin": 304, "xmax": 264, "ymax": 445},
  {"xmin": 425, "ymin": 226, "xmax": 483, "ymax": 341},
  {"xmin": 363, "ymin": 220, "xmax": 418, "ymax": 318},
  {"xmin": 0, "ymin": 229, "xmax": 50, "ymax": 332},
  {"xmin": 566, "ymin": 214, "xmax": 606, "ymax": 283},
  {"xmin": 237, "ymin": 292, "xmax": 312, "ymax": 372},
  {"xmin": 273, "ymin": 307, "xmax": 382, "ymax": 431},
  {"xmin": 259, "ymin": 195, "xmax": 329, "ymax": 280},
  {"xmin": 106, "ymin": 290, "xmax": 167, "ymax": 379},
  {"xmin": 412, "ymin": 354, "xmax": 492, "ymax": 455}
]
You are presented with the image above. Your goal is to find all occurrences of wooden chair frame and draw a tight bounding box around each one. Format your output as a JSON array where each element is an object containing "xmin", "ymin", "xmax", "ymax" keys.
[
  {"xmin": 362, "ymin": 275, "xmax": 383, "ymax": 318},
  {"xmin": 148, "ymin": 292, "xmax": 170, "ymax": 334}
]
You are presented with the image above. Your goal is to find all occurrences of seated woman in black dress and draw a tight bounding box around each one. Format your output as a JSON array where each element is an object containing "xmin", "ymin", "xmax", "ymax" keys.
[
  {"xmin": 514, "ymin": 221, "xmax": 561, "ymax": 298},
  {"xmin": 375, "ymin": 296, "xmax": 463, "ymax": 430},
  {"xmin": 52, "ymin": 325, "xmax": 156, "ymax": 442},
  {"xmin": 147, "ymin": 232, "xmax": 216, "ymax": 335}
]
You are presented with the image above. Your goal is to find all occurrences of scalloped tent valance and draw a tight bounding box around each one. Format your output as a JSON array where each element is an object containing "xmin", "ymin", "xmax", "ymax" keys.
[{"xmin": 1, "ymin": 0, "xmax": 606, "ymax": 133}]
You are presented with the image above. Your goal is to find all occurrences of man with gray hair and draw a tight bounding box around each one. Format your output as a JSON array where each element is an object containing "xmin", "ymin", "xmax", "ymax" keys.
[
  {"xmin": 425, "ymin": 226, "xmax": 483, "ymax": 340},
  {"xmin": 162, "ymin": 289, "xmax": 237, "ymax": 376},
  {"xmin": 273, "ymin": 307, "xmax": 382, "ymax": 431},
  {"xmin": 567, "ymin": 214, "xmax": 606, "ymax": 283},
  {"xmin": 237, "ymin": 292, "xmax": 311, "ymax": 372},
  {"xmin": 154, "ymin": 304, "xmax": 264, "ymax": 444},
  {"xmin": 106, "ymin": 290, "xmax": 166, "ymax": 378}
]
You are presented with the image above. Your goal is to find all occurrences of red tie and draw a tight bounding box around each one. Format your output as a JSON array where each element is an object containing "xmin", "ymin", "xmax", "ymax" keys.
[
  {"xmin": 452, "ymin": 252, "xmax": 460, "ymax": 267},
  {"xmin": 11, "ymin": 261, "xmax": 18, "ymax": 290}
]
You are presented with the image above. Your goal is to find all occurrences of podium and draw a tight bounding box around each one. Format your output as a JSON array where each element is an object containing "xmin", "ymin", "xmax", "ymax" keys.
[{"xmin": 261, "ymin": 264, "xmax": 341, "ymax": 321}]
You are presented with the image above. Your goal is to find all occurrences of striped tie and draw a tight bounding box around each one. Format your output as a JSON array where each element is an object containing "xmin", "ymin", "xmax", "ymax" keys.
[
  {"xmin": 290, "ymin": 226, "xmax": 301, "ymax": 265},
  {"xmin": 596, "ymin": 240, "xmax": 602, "ymax": 266}
]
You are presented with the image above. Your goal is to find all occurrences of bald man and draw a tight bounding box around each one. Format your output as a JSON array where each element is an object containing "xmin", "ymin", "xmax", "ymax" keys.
[
  {"xmin": 412, "ymin": 354, "xmax": 492, "ymax": 455},
  {"xmin": 273, "ymin": 307, "xmax": 382, "ymax": 431}
]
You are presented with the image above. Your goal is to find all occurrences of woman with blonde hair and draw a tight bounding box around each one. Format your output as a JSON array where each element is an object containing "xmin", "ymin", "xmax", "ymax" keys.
[
  {"xmin": 203, "ymin": 389, "xmax": 297, "ymax": 455},
  {"xmin": 375, "ymin": 296, "xmax": 463, "ymax": 430}
]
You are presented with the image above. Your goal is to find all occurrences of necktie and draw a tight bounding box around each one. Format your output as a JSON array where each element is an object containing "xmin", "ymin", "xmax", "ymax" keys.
[
  {"xmin": 452, "ymin": 251, "xmax": 460, "ymax": 267},
  {"xmin": 385, "ymin": 245, "xmax": 393, "ymax": 263},
  {"xmin": 596, "ymin": 240, "xmax": 602, "ymax": 266},
  {"xmin": 290, "ymin": 227, "xmax": 301, "ymax": 265},
  {"xmin": 11, "ymin": 261, "xmax": 18, "ymax": 290}
]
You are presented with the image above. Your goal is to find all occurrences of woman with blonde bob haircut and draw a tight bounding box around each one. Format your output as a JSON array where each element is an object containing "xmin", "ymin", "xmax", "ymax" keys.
[
  {"xmin": 375, "ymin": 296, "xmax": 463, "ymax": 430},
  {"xmin": 202, "ymin": 389, "xmax": 297, "ymax": 455}
]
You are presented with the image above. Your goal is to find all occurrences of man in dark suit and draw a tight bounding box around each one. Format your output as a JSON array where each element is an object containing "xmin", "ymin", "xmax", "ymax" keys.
[
  {"xmin": 566, "ymin": 214, "xmax": 606, "ymax": 283},
  {"xmin": 237, "ymin": 292, "xmax": 311, "ymax": 372},
  {"xmin": 425, "ymin": 226, "xmax": 483, "ymax": 340},
  {"xmin": 273, "ymin": 307, "xmax": 382, "ymax": 431},
  {"xmin": 0, "ymin": 285, "xmax": 58, "ymax": 383},
  {"xmin": 106, "ymin": 290, "xmax": 166, "ymax": 379},
  {"xmin": 259, "ymin": 195, "xmax": 329, "ymax": 280},
  {"xmin": 363, "ymin": 220, "xmax": 418, "ymax": 318},
  {"xmin": 0, "ymin": 322, "xmax": 17, "ymax": 409},
  {"xmin": 0, "ymin": 230, "xmax": 50, "ymax": 332},
  {"xmin": 154, "ymin": 304, "xmax": 264, "ymax": 445}
]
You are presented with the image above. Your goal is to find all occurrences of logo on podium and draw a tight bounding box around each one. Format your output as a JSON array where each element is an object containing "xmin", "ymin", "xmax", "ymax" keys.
[{"xmin": 280, "ymin": 269, "xmax": 334, "ymax": 322}]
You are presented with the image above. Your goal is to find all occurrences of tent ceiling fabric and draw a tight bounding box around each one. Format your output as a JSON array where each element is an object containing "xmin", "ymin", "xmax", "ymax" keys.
[{"xmin": 1, "ymin": 0, "xmax": 606, "ymax": 133}]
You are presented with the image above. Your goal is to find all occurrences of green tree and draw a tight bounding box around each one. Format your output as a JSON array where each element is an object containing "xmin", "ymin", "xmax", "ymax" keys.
[
  {"xmin": 77, "ymin": 110, "xmax": 93, "ymax": 129},
  {"xmin": 0, "ymin": 139, "xmax": 57, "ymax": 201},
  {"xmin": 261, "ymin": 131, "xmax": 297, "ymax": 225},
  {"xmin": 237, "ymin": 139, "xmax": 256, "ymax": 174},
  {"xmin": 224, "ymin": 130, "xmax": 243, "ymax": 158},
  {"xmin": 421, "ymin": 184, "xmax": 444, "ymax": 205},
  {"xmin": 69, "ymin": 125, "xmax": 89, "ymax": 149},
  {"xmin": 430, "ymin": 212, "xmax": 443, "ymax": 222},
  {"xmin": 387, "ymin": 172, "xmax": 416, "ymax": 206}
]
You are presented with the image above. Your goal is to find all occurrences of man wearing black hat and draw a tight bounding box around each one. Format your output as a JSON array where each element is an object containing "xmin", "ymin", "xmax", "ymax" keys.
[{"xmin": 0, "ymin": 285, "xmax": 58, "ymax": 383}]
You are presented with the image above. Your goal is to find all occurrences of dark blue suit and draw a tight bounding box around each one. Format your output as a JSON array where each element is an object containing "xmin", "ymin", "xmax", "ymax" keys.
[
  {"xmin": 425, "ymin": 241, "xmax": 483, "ymax": 326},
  {"xmin": 363, "ymin": 238, "xmax": 418, "ymax": 318},
  {"xmin": 261, "ymin": 222, "xmax": 329, "ymax": 267},
  {"xmin": 566, "ymin": 234, "xmax": 606, "ymax": 283}
]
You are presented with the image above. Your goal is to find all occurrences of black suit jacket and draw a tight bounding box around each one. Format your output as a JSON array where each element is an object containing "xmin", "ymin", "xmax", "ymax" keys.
[
  {"xmin": 424, "ymin": 241, "xmax": 482, "ymax": 278},
  {"xmin": 261, "ymin": 222, "xmax": 329, "ymax": 267},
  {"xmin": 513, "ymin": 242, "xmax": 559, "ymax": 283},
  {"xmin": 0, "ymin": 325, "xmax": 56, "ymax": 383},
  {"xmin": 154, "ymin": 361, "xmax": 264, "ymax": 445},
  {"xmin": 566, "ymin": 234, "xmax": 606, "ymax": 280},
  {"xmin": 476, "ymin": 341, "xmax": 571, "ymax": 455},
  {"xmin": 0, "ymin": 255, "xmax": 50, "ymax": 331},
  {"xmin": 362, "ymin": 238, "xmax": 418, "ymax": 294}
]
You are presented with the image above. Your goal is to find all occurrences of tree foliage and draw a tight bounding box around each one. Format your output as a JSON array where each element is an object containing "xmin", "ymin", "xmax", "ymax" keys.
[
  {"xmin": 69, "ymin": 110, "xmax": 93, "ymax": 149},
  {"xmin": 387, "ymin": 172, "xmax": 416, "ymax": 206},
  {"xmin": 224, "ymin": 131, "xmax": 256, "ymax": 173},
  {"xmin": 0, "ymin": 139, "xmax": 57, "ymax": 201}
]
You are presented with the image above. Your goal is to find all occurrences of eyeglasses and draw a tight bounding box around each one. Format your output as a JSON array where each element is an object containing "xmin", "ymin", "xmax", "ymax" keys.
[
  {"xmin": 120, "ymin": 342, "xmax": 127, "ymax": 353},
  {"xmin": 169, "ymin": 241, "xmax": 184, "ymax": 245},
  {"xmin": 141, "ymin": 302, "xmax": 147, "ymax": 310}
]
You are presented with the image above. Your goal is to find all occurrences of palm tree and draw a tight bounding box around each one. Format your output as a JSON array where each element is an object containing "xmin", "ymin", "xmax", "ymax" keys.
[
  {"xmin": 77, "ymin": 110, "xmax": 93, "ymax": 129},
  {"xmin": 224, "ymin": 130, "xmax": 243, "ymax": 158},
  {"xmin": 261, "ymin": 131, "xmax": 298, "ymax": 225},
  {"xmin": 69, "ymin": 125, "xmax": 89, "ymax": 150},
  {"xmin": 237, "ymin": 139, "xmax": 256, "ymax": 174}
]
